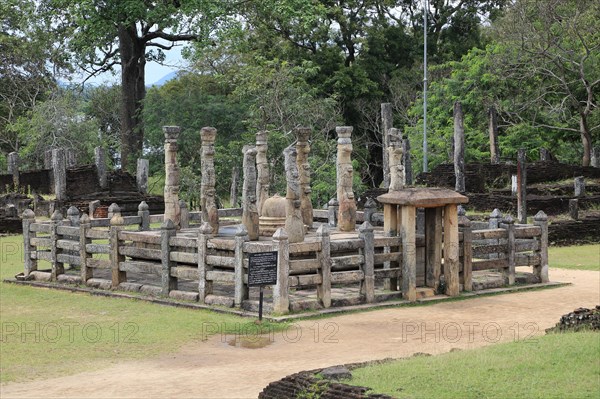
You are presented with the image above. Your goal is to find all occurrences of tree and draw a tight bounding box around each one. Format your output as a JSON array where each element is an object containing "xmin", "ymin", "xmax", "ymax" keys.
[
  {"xmin": 42, "ymin": 0, "xmax": 226, "ymax": 170},
  {"xmin": 495, "ymin": 0, "xmax": 599, "ymax": 166},
  {"xmin": 0, "ymin": 0, "xmax": 63, "ymax": 154}
]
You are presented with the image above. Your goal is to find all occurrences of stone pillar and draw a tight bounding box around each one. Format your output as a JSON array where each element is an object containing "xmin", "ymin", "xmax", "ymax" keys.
[
  {"xmin": 7, "ymin": 152, "xmax": 19, "ymax": 186},
  {"xmin": 163, "ymin": 126, "xmax": 181, "ymax": 227},
  {"xmin": 388, "ymin": 128, "xmax": 404, "ymax": 192},
  {"xmin": 574, "ymin": 176, "xmax": 585, "ymax": 197},
  {"xmin": 569, "ymin": 199, "xmax": 579, "ymax": 220},
  {"xmin": 136, "ymin": 158, "xmax": 149, "ymax": 194},
  {"xmin": 327, "ymin": 198, "xmax": 338, "ymax": 227},
  {"xmin": 359, "ymin": 221, "xmax": 375, "ymax": 303},
  {"xmin": 316, "ymin": 225, "xmax": 331, "ymax": 308},
  {"xmin": 503, "ymin": 215, "xmax": 516, "ymax": 285},
  {"xmin": 295, "ymin": 127, "xmax": 313, "ymax": 228},
  {"xmin": 197, "ymin": 222, "xmax": 213, "ymax": 303},
  {"xmin": 138, "ymin": 201, "xmax": 150, "ymax": 230},
  {"xmin": 109, "ymin": 204, "xmax": 126, "ymax": 287},
  {"xmin": 453, "ymin": 101, "xmax": 466, "ymax": 193},
  {"xmin": 488, "ymin": 107, "xmax": 500, "ymax": 164},
  {"xmin": 89, "ymin": 200, "xmax": 101, "ymax": 218},
  {"xmin": 242, "ymin": 145, "xmax": 259, "ymax": 240},
  {"xmin": 108, "ymin": 202, "xmax": 119, "ymax": 220},
  {"xmin": 283, "ymin": 145, "xmax": 305, "ymax": 243},
  {"xmin": 517, "ymin": 148, "xmax": 527, "ymax": 224},
  {"xmin": 533, "ymin": 211, "xmax": 549, "ymax": 283},
  {"xmin": 591, "ymin": 147, "xmax": 599, "ymax": 168},
  {"xmin": 336, "ymin": 126, "xmax": 357, "ymax": 232},
  {"xmin": 79, "ymin": 213, "xmax": 93, "ymax": 282},
  {"xmin": 255, "ymin": 131, "xmax": 269, "ymax": 216},
  {"xmin": 539, "ymin": 148, "xmax": 552, "ymax": 162},
  {"xmin": 458, "ymin": 209, "xmax": 472, "ymax": 291},
  {"xmin": 52, "ymin": 148, "xmax": 67, "ymax": 201},
  {"xmin": 66, "ymin": 149, "xmax": 77, "ymax": 168},
  {"xmin": 44, "ymin": 150, "xmax": 53, "ymax": 169},
  {"xmin": 230, "ymin": 166, "xmax": 239, "ymax": 207},
  {"xmin": 402, "ymin": 137, "xmax": 412, "ymax": 185},
  {"xmin": 381, "ymin": 103, "xmax": 393, "ymax": 189},
  {"xmin": 234, "ymin": 225, "xmax": 249, "ymax": 307},
  {"xmin": 94, "ymin": 147, "xmax": 107, "ymax": 190},
  {"xmin": 363, "ymin": 197, "xmax": 377, "ymax": 224},
  {"xmin": 50, "ymin": 210, "xmax": 64, "ymax": 281},
  {"xmin": 179, "ymin": 200, "xmax": 189, "ymax": 229},
  {"xmin": 200, "ymin": 127, "xmax": 219, "ymax": 233},
  {"xmin": 489, "ymin": 208, "xmax": 502, "ymax": 259},
  {"xmin": 67, "ymin": 206, "xmax": 80, "ymax": 227},
  {"xmin": 272, "ymin": 228, "xmax": 290, "ymax": 314}
]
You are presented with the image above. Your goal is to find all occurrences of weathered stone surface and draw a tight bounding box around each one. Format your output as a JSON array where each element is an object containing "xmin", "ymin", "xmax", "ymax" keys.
[
  {"xmin": 453, "ymin": 101, "xmax": 465, "ymax": 193},
  {"xmin": 403, "ymin": 137, "xmax": 412, "ymax": 185},
  {"xmin": 169, "ymin": 290, "xmax": 199, "ymax": 302},
  {"xmin": 295, "ymin": 127, "xmax": 313, "ymax": 228},
  {"xmin": 30, "ymin": 271, "xmax": 52, "ymax": 282},
  {"xmin": 259, "ymin": 194, "xmax": 286, "ymax": 236},
  {"xmin": 140, "ymin": 284, "xmax": 163, "ymax": 296},
  {"xmin": 255, "ymin": 131, "xmax": 270, "ymax": 217},
  {"xmin": 574, "ymin": 176, "xmax": 585, "ymax": 197},
  {"xmin": 283, "ymin": 146, "xmax": 305, "ymax": 243},
  {"xmin": 546, "ymin": 306, "xmax": 600, "ymax": 333},
  {"xmin": 94, "ymin": 147, "xmax": 107, "ymax": 189},
  {"xmin": 517, "ymin": 148, "xmax": 527, "ymax": 224},
  {"xmin": 569, "ymin": 199, "xmax": 579, "ymax": 220},
  {"xmin": 205, "ymin": 294, "xmax": 234, "ymax": 307},
  {"xmin": 8, "ymin": 152, "xmax": 19, "ymax": 186},
  {"xmin": 136, "ymin": 158, "xmax": 149, "ymax": 194},
  {"xmin": 57, "ymin": 274, "xmax": 83, "ymax": 285},
  {"xmin": 242, "ymin": 145, "xmax": 259, "ymax": 240},
  {"xmin": 52, "ymin": 148, "xmax": 67, "ymax": 201},
  {"xmin": 119, "ymin": 282, "xmax": 143, "ymax": 292},
  {"xmin": 163, "ymin": 126, "xmax": 181, "ymax": 227},
  {"xmin": 200, "ymin": 127, "xmax": 219, "ymax": 233},
  {"xmin": 87, "ymin": 278, "xmax": 112, "ymax": 290},
  {"xmin": 336, "ymin": 126, "xmax": 357, "ymax": 231},
  {"xmin": 321, "ymin": 366, "xmax": 352, "ymax": 380},
  {"xmin": 488, "ymin": 107, "xmax": 500, "ymax": 164},
  {"xmin": 377, "ymin": 188, "xmax": 468, "ymax": 207},
  {"xmin": 381, "ymin": 102, "xmax": 393, "ymax": 189},
  {"xmin": 387, "ymin": 128, "xmax": 404, "ymax": 192}
]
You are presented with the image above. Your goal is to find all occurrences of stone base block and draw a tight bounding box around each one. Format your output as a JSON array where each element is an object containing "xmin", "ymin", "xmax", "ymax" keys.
[
  {"xmin": 169, "ymin": 290, "xmax": 199, "ymax": 302},
  {"xmin": 87, "ymin": 278, "xmax": 112, "ymax": 290},
  {"xmin": 205, "ymin": 295, "xmax": 234, "ymax": 307}
]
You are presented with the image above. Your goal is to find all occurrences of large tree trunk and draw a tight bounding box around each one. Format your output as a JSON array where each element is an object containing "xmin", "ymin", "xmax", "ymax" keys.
[
  {"xmin": 118, "ymin": 25, "xmax": 146, "ymax": 172},
  {"xmin": 580, "ymin": 113, "xmax": 591, "ymax": 167}
]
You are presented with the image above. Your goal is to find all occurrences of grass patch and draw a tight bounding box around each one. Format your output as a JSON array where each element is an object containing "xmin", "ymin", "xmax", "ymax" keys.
[
  {"xmin": 0, "ymin": 235, "xmax": 284, "ymax": 384},
  {"xmin": 549, "ymin": 244, "xmax": 600, "ymax": 271},
  {"xmin": 349, "ymin": 331, "xmax": 600, "ymax": 398}
]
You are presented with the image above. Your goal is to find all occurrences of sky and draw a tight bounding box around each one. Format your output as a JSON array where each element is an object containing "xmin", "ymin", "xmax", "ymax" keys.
[{"xmin": 80, "ymin": 45, "xmax": 187, "ymax": 86}]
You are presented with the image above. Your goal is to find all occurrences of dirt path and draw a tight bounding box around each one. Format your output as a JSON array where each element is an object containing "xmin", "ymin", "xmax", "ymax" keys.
[{"xmin": 2, "ymin": 268, "xmax": 599, "ymax": 399}]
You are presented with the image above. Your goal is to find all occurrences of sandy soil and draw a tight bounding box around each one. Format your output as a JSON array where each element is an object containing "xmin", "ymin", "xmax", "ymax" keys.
[{"xmin": 1, "ymin": 268, "xmax": 598, "ymax": 399}]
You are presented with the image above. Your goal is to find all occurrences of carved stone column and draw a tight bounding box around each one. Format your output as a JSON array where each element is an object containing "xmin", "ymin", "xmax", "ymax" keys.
[
  {"xmin": 295, "ymin": 127, "xmax": 313, "ymax": 228},
  {"xmin": 388, "ymin": 128, "xmax": 404, "ymax": 192},
  {"xmin": 201, "ymin": 127, "xmax": 219, "ymax": 233},
  {"xmin": 283, "ymin": 145, "xmax": 305, "ymax": 243},
  {"xmin": 336, "ymin": 126, "xmax": 357, "ymax": 231},
  {"xmin": 163, "ymin": 126, "xmax": 181, "ymax": 227},
  {"xmin": 255, "ymin": 131, "xmax": 270, "ymax": 216},
  {"xmin": 242, "ymin": 145, "xmax": 259, "ymax": 240}
]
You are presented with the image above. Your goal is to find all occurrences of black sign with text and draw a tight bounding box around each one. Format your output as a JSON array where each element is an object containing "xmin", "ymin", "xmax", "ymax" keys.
[{"xmin": 248, "ymin": 251, "xmax": 278, "ymax": 287}]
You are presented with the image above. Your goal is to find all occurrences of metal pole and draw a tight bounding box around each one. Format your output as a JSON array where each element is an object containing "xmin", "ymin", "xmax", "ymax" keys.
[
  {"xmin": 423, "ymin": 0, "xmax": 428, "ymax": 173},
  {"xmin": 258, "ymin": 286, "xmax": 264, "ymax": 322}
]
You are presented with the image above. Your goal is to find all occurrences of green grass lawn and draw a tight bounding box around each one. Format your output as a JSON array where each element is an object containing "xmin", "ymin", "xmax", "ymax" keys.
[
  {"xmin": 549, "ymin": 244, "xmax": 600, "ymax": 271},
  {"xmin": 350, "ymin": 331, "xmax": 600, "ymax": 398},
  {"xmin": 0, "ymin": 234, "xmax": 282, "ymax": 384}
]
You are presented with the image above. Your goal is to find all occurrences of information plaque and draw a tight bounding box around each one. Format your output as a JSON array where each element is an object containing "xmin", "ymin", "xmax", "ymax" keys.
[{"xmin": 248, "ymin": 251, "xmax": 278, "ymax": 287}]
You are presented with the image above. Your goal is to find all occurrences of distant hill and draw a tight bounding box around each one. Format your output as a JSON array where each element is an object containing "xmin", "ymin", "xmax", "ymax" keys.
[{"xmin": 150, "ymin": 71, "xmax": 179, "ymax": 87}]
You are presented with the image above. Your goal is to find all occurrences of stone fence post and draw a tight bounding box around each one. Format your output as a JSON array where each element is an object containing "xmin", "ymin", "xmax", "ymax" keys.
[
  {"xmin": 517, "ymin": 149, "xmax": 527, "ymax": 224},
  {"xmin": 80, "ymin": 214, "xmax": 93, "ymax": 282},
  {"xmin": 272, "ymin": 228, "xmax": 290, "ymax": 314},
  {"xmin": 197, "ymin": 222, "xmax": 213, "ymax": 304},
  {"xmin": 501, "ymin": 215, "xmax": 515, "ymax": 285},
  {"xmin": 363, "ymin": 198, "xmax": 377, "ymax": 225},
  {"xmin": 50, "ymin": 210, "xmax": 64, "ymax": 281},
  {"xmin": 110, "ymin": 205, "xmax": 126, "ymax": 288},
  {"xmin": 316, "ymin": 225, "xmax": 331, "ymax": 308},
  {"xmin": 22, "ymin": 209, "xmax": 37, "ymax": 277},
  {"xmin": 574, "ymin": 176, "xmax": 585, "ymax": 197},
  {"xmin": 138, "ymin": 201, "xmax": 150, "ymax": 230},
  {"xmin": 67, "ymin": 206, "xmax": 80, "ymax": 227},
  {"xmin": 161, "ymin": 219, "xmax": 177, "ymax": 296},
  {"xmin": 534, "ymin": 211, "xmax": 549, "ymax": 283},
  {"xmin": 458, "ymin": 208, "xmax": 472, "ymax": 291},
  {"xmin": 359, "ymin": 221, "xmax": 375, "ymax": 303},
  {"xmin": 234, "ymin": 225, "xmax": 249, "ymax": 307},
  {"xmin": 488, "ymin": 209, "xmax": 502, "ymax": 259}
]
